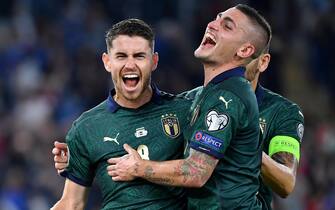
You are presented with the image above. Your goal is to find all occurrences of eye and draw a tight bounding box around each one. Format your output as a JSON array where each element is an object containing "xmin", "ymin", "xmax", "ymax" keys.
[
  {"xmin": 224, "ymin": 24, "xmax": 232, "ymax": 30},
  {"xmin": 116, "ymin": 54, "xmax": 126, "ymax": 59},
  {"xmin": 135, "ymin": 54, "xmax": 146, "ymax": 59}
]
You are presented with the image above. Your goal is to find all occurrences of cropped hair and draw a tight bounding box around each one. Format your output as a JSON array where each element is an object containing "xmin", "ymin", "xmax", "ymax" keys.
[{"xmin": 105, "ymin": 18, "xmax": 155, "ymax": 51}]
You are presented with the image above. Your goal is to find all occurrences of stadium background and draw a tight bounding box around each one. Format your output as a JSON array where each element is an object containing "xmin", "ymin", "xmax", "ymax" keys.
[{"xmin": 0, "ymin": 0, "xmax": 334, "ymax": 209}]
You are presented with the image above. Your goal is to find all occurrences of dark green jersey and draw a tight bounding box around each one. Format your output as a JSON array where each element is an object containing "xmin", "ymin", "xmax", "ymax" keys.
[
  {"xmin": 61, "ymin": 86, "xmax": 191, "ymax": 210},
  {"xmin": 255, "ymin": 85, "xmax": 304, "ymax": 210},
  {"xmin": 185, "ymin": 67, "xmax": 262, "ymax": 210}
]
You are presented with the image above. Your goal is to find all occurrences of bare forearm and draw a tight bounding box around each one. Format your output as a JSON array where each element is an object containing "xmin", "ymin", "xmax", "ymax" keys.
[
  {"xmin": 51, "ymin": 198, "xmax": 85, "ymax": 210},
  {"xmin": 261, "ymin": 152, "xmax": 297, "ymax": 197},
  {"xmin": 51, "ymin": 179, "xmax": 88, "ymax": 210},
  {"xmin": 136, "ymin": 158, "xmax": 210, "ymax": 187},
  {"xmin": 131, "ymin": 149, "xmax": 218, "ymax": 187}
]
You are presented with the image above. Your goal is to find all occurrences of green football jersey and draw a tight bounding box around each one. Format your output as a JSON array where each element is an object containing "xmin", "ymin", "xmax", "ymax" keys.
[
  {"xmin": 185, "ymin": 67, "xmax": 262, "ymax": 210},
  {"xmin": 255, "ymin": 85, "xmax": 304, "ymax": 210},
  {"xmin": 61, "ymin": 86, "xmax": 191, "ymax": 210}
]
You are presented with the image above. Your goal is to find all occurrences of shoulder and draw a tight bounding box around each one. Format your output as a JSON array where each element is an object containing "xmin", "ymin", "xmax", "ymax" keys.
[
  {"xmin": 263, "ymin": 88, "xmax": 304, "ymax": 119},
  {"xmin": 159, "ymin": 90, "xmax": 193, "ymax": 106},
  {"xmin": 73, "ymin": 100, "xmax": 108, "ymax": 129}
]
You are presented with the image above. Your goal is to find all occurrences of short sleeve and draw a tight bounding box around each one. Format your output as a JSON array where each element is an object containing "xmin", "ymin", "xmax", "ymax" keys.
[
  {"xmin": 60, "ymin": 122, "xmax": 94, "ymax": 187},
  {"xmin": 189, "ymin": 92, "xmax": 244, "ymax": 159},
  {"xmin": 272, "ymin": 105, "xmax": 304, "ymax": 143}
]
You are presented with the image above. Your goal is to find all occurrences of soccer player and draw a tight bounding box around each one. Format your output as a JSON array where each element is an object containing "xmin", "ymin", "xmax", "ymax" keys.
[
  {"xmin": 51, "ymin": 19, "xmax": 191, "ymax": 210},
  {"xmin": 246, "ymin": 51, "xmax": 304, "ymax": 209},
  {"xmin": 108, "ymin": 4, "xmax": 271, "ymax": 209}
]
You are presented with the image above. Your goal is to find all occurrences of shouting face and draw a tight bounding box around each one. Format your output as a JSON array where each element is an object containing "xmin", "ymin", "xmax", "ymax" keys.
[{"xmin": 102, "ymin": 35, "xmax": 158, "ymax": 107}]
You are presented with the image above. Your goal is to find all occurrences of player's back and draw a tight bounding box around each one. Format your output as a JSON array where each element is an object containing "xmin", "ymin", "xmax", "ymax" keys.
[{"xmin": 62, "ymin": 88, "xmax": 192, "ymax": 210}]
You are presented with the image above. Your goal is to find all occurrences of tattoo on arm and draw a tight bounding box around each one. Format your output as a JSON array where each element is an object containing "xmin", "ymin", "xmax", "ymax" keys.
[
  {"xmin": 142, "ymin": 149, "xmax": 218, "ymax": 186},
  {"xmin": 272, "ymin": 152, "xmax": 299, "ymax": 175},
  {"xmin": 176, "ymin": 149, "xmax": 218, "ymax": 185},
  {"xmin": 144, "ymin": 166, "xmax": 175, "ymax": 185}
]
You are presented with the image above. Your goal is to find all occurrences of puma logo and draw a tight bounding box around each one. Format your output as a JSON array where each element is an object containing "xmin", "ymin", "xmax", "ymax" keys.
[
  {"xmin": 103, "ymin": 133, "xmax": 120, "ymax": 145},
  {"xmin": 219, "ymin": 96, "xmax": 232, "ymax": 109}
]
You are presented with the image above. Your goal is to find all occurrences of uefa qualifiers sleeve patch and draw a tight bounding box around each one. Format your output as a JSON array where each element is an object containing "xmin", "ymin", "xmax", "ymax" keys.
[
  {"xmin": 269, "ymin": 136, "xmax": 300, "ymax": 161},
  {"xmin": 189, "ymin": 131, "xmax": 225, "ymax": 159},
  {"xmin": 206, "ymin": 110, "xmax": 229, "ymax": 131}
]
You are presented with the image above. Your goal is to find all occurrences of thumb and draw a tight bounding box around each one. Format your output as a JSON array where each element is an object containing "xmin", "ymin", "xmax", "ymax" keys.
[
  {"xmin": 123, "ymin": 144, "xmax": 136, "ymax": 155},
  {"xmin": 54, "ymin": 141, "xmax": 68, "ymax": 150}
]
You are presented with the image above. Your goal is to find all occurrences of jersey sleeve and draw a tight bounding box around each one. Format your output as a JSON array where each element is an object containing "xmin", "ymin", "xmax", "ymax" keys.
[
  {"xmin": 188, "ymin": 91, "xmax": 244, "ymax": 159},
  {"xmin": 60, "ymin": 121, "xmax": 95, "ymax": 187},
  {"xmin": 268, "ymin": 104, "xmax": 304, "ymax": 160}
]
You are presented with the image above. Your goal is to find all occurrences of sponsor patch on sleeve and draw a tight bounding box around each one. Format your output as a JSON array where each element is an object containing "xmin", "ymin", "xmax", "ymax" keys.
[{"xmin": 189, "ymin": 131, "xmax": 225, "ymax": 158}]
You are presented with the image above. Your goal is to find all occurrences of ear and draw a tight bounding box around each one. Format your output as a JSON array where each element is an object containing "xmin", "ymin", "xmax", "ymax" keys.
[
  {"xmin": 151, "ymin": 52, "xmax": 159, "ymax": 72},
  {"xmin": 102, "ymin": 52, "xmax": 111, "ymax": 73},
  {"xmin": 237, "ymin": 43, "xmax": 255, "ymax": 59},
  {"xmin": 258, "ymin": 53, "xmax": 271, "ymax": 73}
]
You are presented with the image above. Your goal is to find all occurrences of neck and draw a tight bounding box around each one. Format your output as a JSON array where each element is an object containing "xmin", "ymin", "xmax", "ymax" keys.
[
  {"xmin": 114, "ymin": 86, "xmax": 153, "ymax": 109},
  {"xmin": 203, "ymin": 62, "xmax": 241, "ymax": 86},
  {"xmin": 250, "ymin": 74, "xmax": 260, "ymax": 92}
]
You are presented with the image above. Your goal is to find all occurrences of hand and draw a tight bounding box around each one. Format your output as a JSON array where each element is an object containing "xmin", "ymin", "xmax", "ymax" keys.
[
  {"xmin": 52, "ymin": 141, "xmax": 69, "ymax": 175},
  {"xmin": 107, "ymin": 144, "xmax": 142, "ymax": 181}
]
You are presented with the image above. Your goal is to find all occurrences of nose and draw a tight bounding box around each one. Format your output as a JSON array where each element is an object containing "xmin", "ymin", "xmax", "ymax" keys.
[
  {"xmin": 124, "ymin": 58, "xmax": 136, "ymax": 69},
  {"xmin": 207, "ymin": 19, "xmax": 219, "ymax": 31}
]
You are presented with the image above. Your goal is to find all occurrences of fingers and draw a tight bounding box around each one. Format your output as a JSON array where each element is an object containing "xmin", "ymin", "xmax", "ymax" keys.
[
  {"xmin": 55, "ymin": 162, "xmax": 67, "ymax": 171},
  {"xmin": 54, "ymin": 141, "xmax": 68, "ymax": 150},
  {"xmin": 123, "ymin": 144, "xmax": 136, "ymax": 154},
  {"xmin": 52, "ymin": 147, "xmax": 61, "ymax": 155},
  {"xmin": 54, "ymin": 154, "xmax": 68, "ymax": 163},
  {"xmin": 107, "ymin": 157, "xmax": 122, "ymax": 164}
]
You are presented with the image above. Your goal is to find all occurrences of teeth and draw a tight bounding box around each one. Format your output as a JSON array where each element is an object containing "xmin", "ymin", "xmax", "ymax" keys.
[
  {"xmin": 205, "ymin": 33, "xmax": 216, "ymax": 43},
  {"xmin": 123, "ymin": 74, "xmax": 139, "ymax": 79}
]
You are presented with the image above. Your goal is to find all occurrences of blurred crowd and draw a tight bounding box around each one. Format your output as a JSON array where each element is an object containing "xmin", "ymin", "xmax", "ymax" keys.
[{"xmin": 0, "ymin": 0, "xmax": 334, "ymax": 209}]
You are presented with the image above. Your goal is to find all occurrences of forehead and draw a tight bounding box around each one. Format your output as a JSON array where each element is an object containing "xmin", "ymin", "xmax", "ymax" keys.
[
  {"xmin": 217, "ymin": 8, "xmax": 249, "ymax": 26},
  {"xmin": 110, "ymin": 35, "xmax": 151, "ymax": 52}
]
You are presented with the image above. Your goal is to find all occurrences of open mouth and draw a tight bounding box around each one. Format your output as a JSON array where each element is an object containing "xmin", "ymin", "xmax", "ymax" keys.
[
  {"xmin": 122, "ymin": 74, "xmax": 140, "ymax": 88},
  {"xmin": 202, "ymin": 34, "xmax": 216, "ymax": 47}
]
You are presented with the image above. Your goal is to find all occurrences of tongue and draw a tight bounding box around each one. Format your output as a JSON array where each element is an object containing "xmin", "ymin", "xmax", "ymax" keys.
[{"xmin": 124, "ymin": 78, "xmax": 138, "ymax": 87}]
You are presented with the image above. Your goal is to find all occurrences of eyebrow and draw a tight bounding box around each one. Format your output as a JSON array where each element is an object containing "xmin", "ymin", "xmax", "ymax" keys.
[{"xmin": 217, "ymin": 13, "xmax": 236, "ymax": 27}]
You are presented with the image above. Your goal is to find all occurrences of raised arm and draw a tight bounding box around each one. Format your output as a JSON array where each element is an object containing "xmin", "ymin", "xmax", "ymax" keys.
[
  {"xmin": 51, "ymin": 179, "xmax": 89, "ymax": 210},
  {"xmin": 108, "ymin": 144, "xmax": 218, "ymax": 187}
]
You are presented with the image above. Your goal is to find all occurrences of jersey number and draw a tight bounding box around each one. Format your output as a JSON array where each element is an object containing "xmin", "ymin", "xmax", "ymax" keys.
[{"xmin": 137, "ymin": 145, "xmax": 149, "ymax": 160}]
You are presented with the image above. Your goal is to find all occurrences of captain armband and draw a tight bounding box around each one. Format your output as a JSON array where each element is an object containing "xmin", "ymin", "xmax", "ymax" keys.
[{"xmin": 268, "ymin": 136, "xmax": 300, "ymax": 161}]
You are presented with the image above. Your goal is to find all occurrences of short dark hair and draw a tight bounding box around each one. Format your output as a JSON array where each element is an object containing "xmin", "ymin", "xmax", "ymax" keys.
[
  {"xmin": 105, "ymin": 18, "xmax": 155, "ymax": 51},
  {"xmin": 235, "ymin": 4, "xmax": 272, "ymax": 57}
]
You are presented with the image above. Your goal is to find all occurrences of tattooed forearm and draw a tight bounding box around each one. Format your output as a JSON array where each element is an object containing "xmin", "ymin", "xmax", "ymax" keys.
[
  {"xmin": 140, "ymin": 149, "xmax": 218, "ymax": 187},
  {"xmin": 143, "ymin": 166, "xmax": 175, "ymax": 185},
  {"xmin": 176, "ymin": 150, "xmax": 218, "ymax": 185}
]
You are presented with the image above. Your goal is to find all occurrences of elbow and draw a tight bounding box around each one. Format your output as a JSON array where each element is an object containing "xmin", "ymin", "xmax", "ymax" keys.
[
  {"xmin": 188, "ymin": 176, "xmax": 210, "ymax": 188},
  {"xmin": 277, "ymin": 178, "xmax": 296, "ymax": 198}
]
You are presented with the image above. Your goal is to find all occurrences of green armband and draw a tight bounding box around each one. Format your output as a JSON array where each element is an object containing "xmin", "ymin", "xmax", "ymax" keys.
[{"xmin": 268, "ymin": 136, "xmax": 300, "ymax": 161}]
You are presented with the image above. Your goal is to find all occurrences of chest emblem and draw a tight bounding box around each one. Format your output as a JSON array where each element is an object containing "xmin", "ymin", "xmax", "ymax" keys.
[
  {"xmin": 206, "ymin": 110, "xmax": 229, "ymax": 131},
  {"xmin": 259, "ymin": 118, "xmax": 267, "ymax": 134},
  {"xmin": 161, "ymin": 114, "xmax": 180, "ymax": 138},
  {"xmin": 219, "ymin": 96, "xmax": 232, "ymax": 109},
  {"xmin": 135, "ymin": 127, "xmax": 148, "ymax": 138},
  {"xmin": 103, "ymin": 133, "xmax": 120, "ymax": 145}
]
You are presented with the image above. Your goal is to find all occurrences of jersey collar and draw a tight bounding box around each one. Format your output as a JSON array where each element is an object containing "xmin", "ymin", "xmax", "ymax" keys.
[
  {"xmin": 210, "ymin": 66, "xmax": 245, "ymax": 85},
  {"xmin": 255, "ymin": 84, "xmax": 265, "ymax": 106},
  {"xmin": 107, "ymin": 84, "xmax": 163, "ymax": 113}
]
